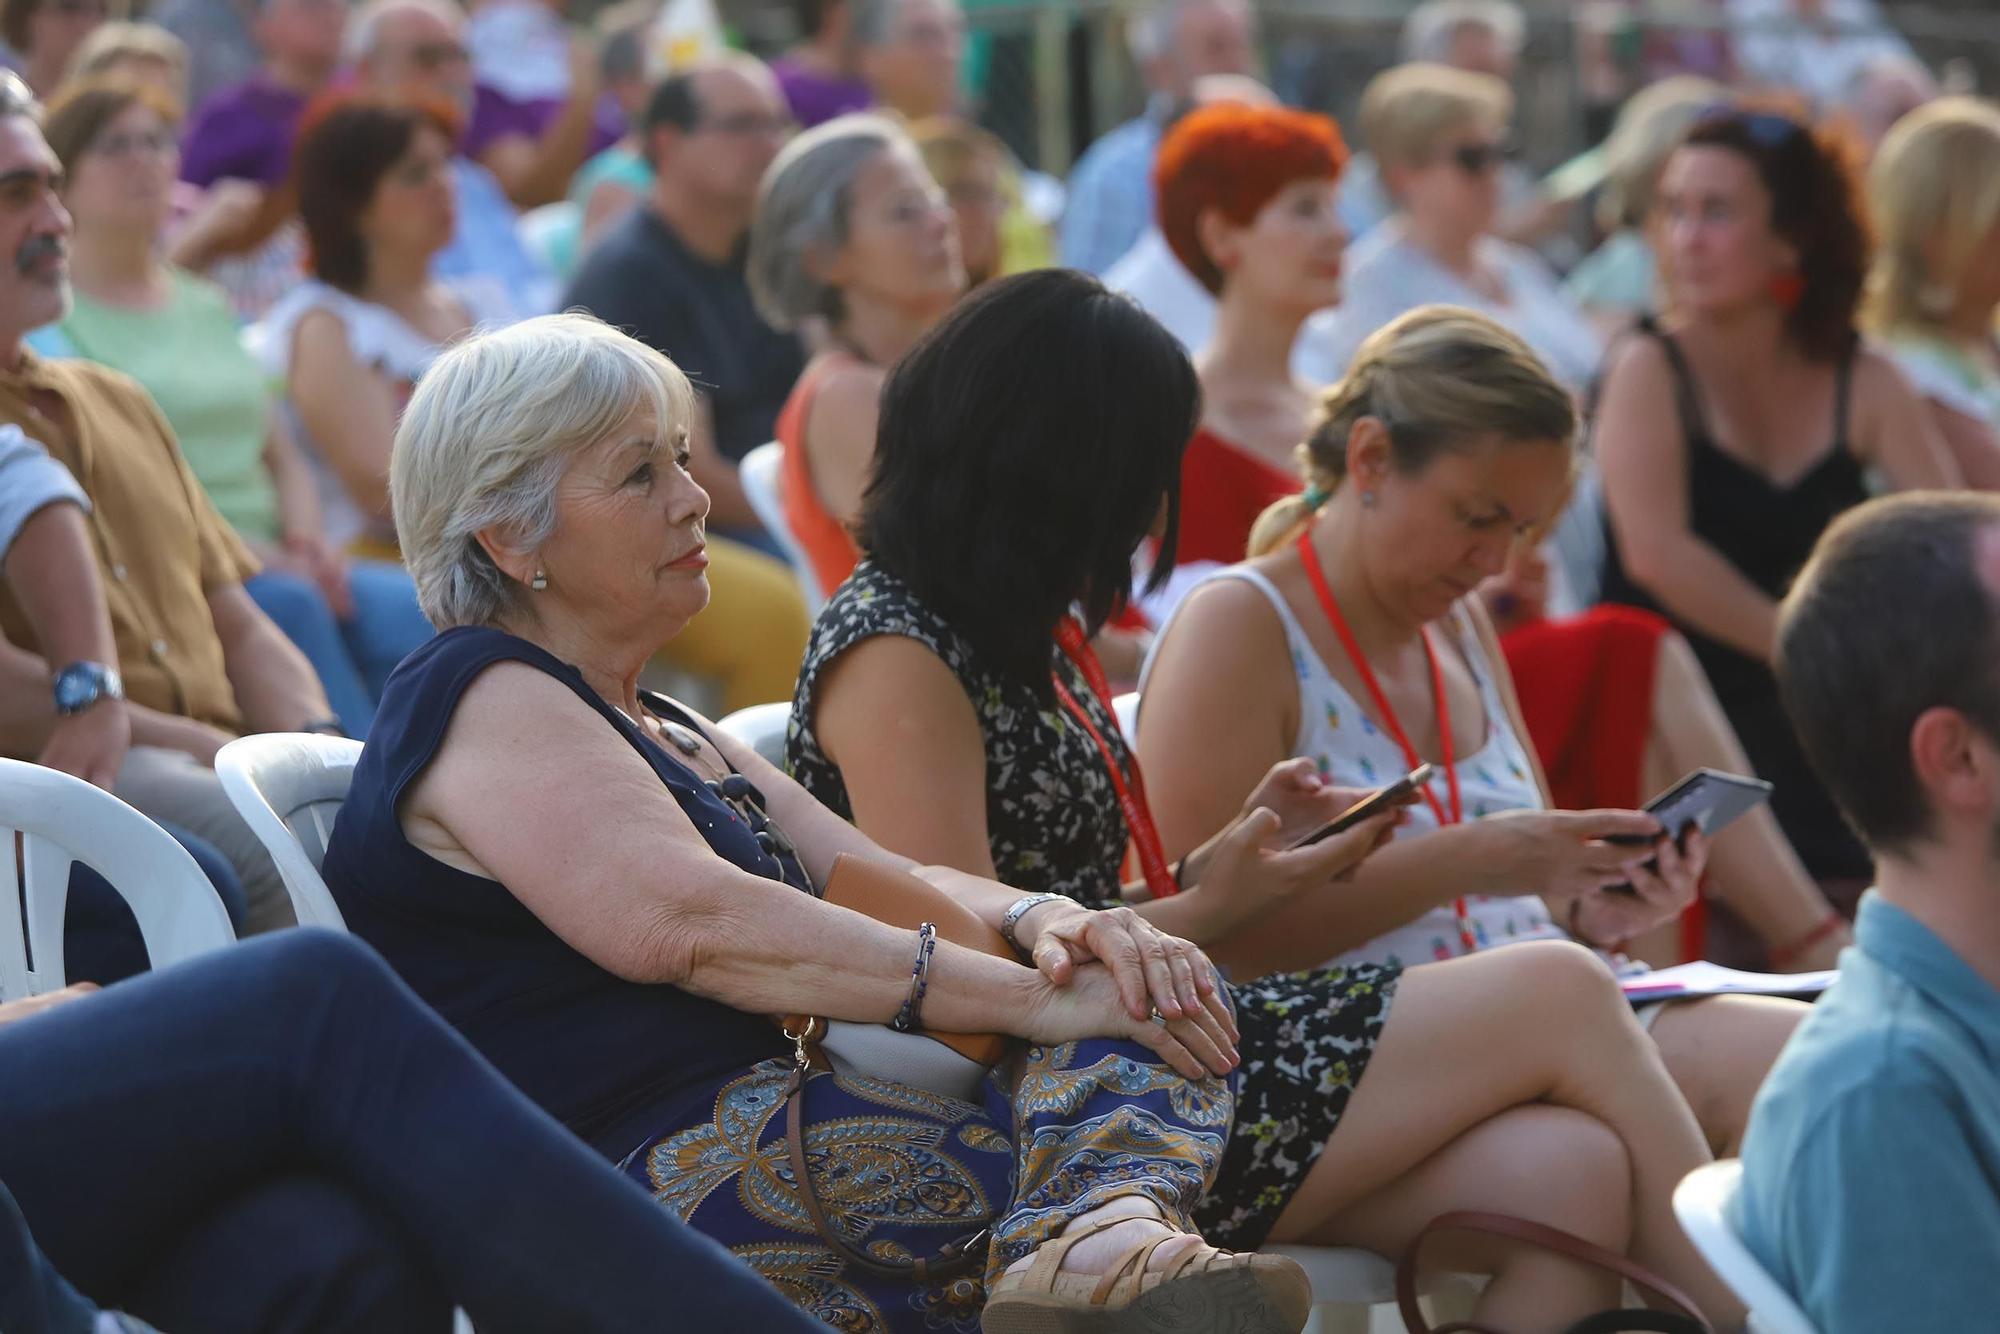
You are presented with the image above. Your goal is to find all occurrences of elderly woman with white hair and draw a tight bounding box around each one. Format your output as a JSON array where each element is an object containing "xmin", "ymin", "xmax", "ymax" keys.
[
  {"xmin": 322, "ymin": 310, "xmax": 1334, "ymax": 1333},
  {"xmin": 749, "ymin": 112, "xmax": 964, "ymax": 599}
]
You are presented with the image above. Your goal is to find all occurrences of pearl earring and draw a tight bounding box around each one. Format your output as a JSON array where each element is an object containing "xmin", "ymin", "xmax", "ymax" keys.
[
  {"xmin": 1360, "ymin": 490, "xmax": 1378, "ymax": 509},
  {"xmin": 530, "ymin": 569, "xmax": 548, "ymax": 591}
]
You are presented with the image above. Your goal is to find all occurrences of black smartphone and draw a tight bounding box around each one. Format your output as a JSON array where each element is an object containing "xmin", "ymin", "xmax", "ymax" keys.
[
  {"xmin": 1602, "ymin": 768, "xmax": 1775, "ymax": 888},
  {"xmin": 1291, "ymin": 763, "xmax": 1435, "ymax": 849}
]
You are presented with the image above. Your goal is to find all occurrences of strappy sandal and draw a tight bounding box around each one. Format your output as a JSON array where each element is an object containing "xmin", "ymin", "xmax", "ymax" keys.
[{"xmin": 980, "ymin": 1214, "xmax": 1314, "ymax": 1333}]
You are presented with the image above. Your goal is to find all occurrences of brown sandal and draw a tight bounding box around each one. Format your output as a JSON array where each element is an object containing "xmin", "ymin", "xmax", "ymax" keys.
[{"xmin": 980, "ymin": 1214, "xmax": 1314, "ymax": 1333}]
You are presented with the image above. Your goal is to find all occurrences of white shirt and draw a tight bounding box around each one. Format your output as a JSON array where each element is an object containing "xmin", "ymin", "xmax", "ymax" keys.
[
  {"xmin": 1103, "ymin": 228, "xmax": 1216, "ymax": 355},
  {"xmin": 1292, "ymin": 223, "xmax": 1604, "ymax": 393}
]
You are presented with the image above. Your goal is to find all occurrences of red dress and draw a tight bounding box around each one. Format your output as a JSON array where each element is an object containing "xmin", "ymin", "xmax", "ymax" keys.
[
  {"xmin": 773, "ymin": 353, "xmax": 865, "ymax": 598},
  {"xmin": 1174, "ymin": 427, "xmax": 1302, "ymax": 567}
]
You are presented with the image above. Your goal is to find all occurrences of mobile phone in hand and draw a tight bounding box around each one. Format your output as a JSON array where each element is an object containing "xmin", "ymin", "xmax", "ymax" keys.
[{"xmin": 1291, "ymin": 763, "xmax": 1435, "ymax": 849}]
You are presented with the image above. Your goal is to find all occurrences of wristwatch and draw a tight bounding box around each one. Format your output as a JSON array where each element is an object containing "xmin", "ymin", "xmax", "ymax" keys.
[{"xmin": 52, "ymin": 661, "xmax": 123, "ymax": 717}]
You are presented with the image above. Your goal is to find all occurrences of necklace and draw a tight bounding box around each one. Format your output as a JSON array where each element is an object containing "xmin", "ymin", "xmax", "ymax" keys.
[{"xmin": 618, "ymin": 697, "xmax": 806, "ymax": 873}]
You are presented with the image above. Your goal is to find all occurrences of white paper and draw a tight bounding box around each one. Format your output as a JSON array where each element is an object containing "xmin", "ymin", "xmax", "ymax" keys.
[{"xmin": 1619, "ymin": 961, "xmax": 1838, "ymax": 1000}]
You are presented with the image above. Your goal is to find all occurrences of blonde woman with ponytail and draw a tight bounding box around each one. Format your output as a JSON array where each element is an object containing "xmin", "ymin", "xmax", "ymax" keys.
[{"xmin": 1139, "ymin": 306, "xmax": 1831, "ymax": 1162}]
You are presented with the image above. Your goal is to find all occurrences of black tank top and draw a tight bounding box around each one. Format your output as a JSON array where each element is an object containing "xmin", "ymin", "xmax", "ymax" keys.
[{"xmin": 1597, "ymin": 318, "xmax": 1871, "ymax": 880}]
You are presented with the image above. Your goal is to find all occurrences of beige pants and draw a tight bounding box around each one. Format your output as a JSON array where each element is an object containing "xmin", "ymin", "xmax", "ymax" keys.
[{"xmin": 115, "ymin": 744, "xmax": 296, "ymax": 934}]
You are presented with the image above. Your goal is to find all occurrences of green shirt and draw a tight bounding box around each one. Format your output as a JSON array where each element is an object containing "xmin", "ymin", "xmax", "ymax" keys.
[{"xmin": 32, "ymin": 269, "xmax": 278, "ymax": 543}]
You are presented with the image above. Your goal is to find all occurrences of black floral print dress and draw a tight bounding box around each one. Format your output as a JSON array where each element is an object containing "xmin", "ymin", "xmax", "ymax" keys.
[{"xmin": 789, "ymin": 561, "xmax": 1402, "ymax": 1248}]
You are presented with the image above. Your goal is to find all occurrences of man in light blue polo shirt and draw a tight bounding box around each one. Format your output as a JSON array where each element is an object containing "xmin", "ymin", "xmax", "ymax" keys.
[{"xmin": 1737, "ymin": 490, "xmax": 2000, "ymax": 1330}]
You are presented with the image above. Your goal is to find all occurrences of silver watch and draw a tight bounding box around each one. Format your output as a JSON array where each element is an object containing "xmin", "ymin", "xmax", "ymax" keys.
[
  {"xmin": 999, "ymin": 893, "xmax": 1068, "ymax": 956},
  {"xmin": 52, "ymin": 660, "xmax": 123, "ymax": 717}
]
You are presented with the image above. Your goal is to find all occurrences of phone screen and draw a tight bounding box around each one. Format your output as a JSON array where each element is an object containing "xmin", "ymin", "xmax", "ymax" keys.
[{"xmin": 1291, "ymin": 763, "xmax": 1434, "ymax": 849}]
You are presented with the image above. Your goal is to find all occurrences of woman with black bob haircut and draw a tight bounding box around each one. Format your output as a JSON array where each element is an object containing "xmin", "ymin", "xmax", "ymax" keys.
[
  {"xmin": 790, "ymin": 270, "xmax": 1747, "ymax": 1328},
  {"xmin": 855, "ymin": 266, "xmax": 1190, "ymax": 689}
]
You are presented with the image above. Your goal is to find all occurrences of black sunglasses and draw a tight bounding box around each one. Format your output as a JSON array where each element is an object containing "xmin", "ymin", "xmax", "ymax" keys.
[
  {"xmin": 1694, "ymin": 103, "xmax": 1806, "ymax": 151},
  {"xmin": 1450, "ymin": 139, "xmax": 1516, "ymax": 175}
]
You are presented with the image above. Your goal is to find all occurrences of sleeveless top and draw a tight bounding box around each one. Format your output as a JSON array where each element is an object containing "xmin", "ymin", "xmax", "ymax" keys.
[
  {"xmin": 323, "ymin": 625, "xmax": 809, "ymax": 1159},
  {"xmin": 1142, "ymin": 566, "xmax": 1560, "ymax": 970},
  {"xmin": 1176, "ymin": 426, "xmax": 1302, "ymax": 568},
  {"xmin": 789, "ymin": 561, "xmax": 1131, "ymax": 909},
  {"xmin": 773, "ymin": 351, "xmax": 865, "ymax": 599},
  {"xmin": 1596, "ymin": 317, "xmax": 1870, "ymax": 879}
]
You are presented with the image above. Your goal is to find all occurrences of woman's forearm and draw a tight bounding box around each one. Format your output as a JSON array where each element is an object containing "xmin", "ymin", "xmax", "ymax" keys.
[
  {"xmin": 649, "ymin": 867, "xmax": 1045, "ymax": 1036},
  {"xmin": 1622, "ymin": 532, "xmax": 1777, "ymax": 663}
]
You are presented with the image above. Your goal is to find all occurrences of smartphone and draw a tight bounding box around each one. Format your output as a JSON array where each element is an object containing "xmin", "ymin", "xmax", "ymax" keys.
[
  {"xmin": 1602, "ymin": 768, "xmax": 1774, "ymax": 889},
  {"xmin": 1291, "ymin": 763, "xmax": 1435, "ymax": 849}
]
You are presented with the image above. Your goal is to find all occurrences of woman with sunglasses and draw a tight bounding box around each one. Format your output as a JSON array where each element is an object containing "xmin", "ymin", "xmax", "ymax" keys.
[
  {"xmin": 1292, "ymin": 62, "xmax": 1601, "ymax": 395},
  {"xmin": 1595, "ymin": 104, "xmax": 1958, "ymax": 892}
]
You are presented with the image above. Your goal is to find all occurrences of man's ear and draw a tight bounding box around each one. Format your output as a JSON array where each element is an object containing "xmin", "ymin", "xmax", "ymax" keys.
[{"xmin": 1909, "ymin": 705, "xmax": 1999, "ymax": 831}]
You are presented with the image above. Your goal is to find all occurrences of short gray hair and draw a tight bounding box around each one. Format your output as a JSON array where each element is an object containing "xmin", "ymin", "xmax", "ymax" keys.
[
  {"xmin": 850, "ymin": 0, "xmax": 902, "ymax": 47},
  {"xmin": 747, "ymin": 112, "xmax": 911, "ymax": 331},
  {"xmin": 1401, "ymin": 0, "xmax": 1524, "ymax": 65},
  {"xmin": 1126, "ymin": 0, "xmax": 1247, "ymax": 66},
  {"xmin": 391, "ymin": 313, "xmax": 698, "ymax": 629}
]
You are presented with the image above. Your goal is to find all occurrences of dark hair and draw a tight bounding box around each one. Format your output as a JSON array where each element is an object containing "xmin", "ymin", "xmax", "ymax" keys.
[
  {"xmin": 42, "ymin": 77, "xmax": 179, "ymax": 178},
  {"xmin": 294, "ymin": 93, "xmax": 457, "ymax": 293},
  {"xmin": 1777, "ymin": 491, "xmax": 2000, "ymax": 856},
  {"xmin": 791, "ymin": 0, "xmax": 842, "ymax": 39},
  {"xmin": 858, "ymin": 269, "xmax": 1200, "ymax": 698},
  {"xmin": 1678, "ymin": 106, "xmax": 1871, "ymax": 363},
  {"xmin": 1, "ymin": 0, "xmax": 36, "ymax": 57}
]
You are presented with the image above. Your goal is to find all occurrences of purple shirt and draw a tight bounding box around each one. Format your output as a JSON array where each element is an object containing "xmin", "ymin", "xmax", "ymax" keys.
[
  {"xmin": 180, "ymin": 76, "xmax": 308, "ymax": 188},
  {"xmin": 770, "ymin": 56, "xmax": 872, "ymax": 128},
  {"xmin": 464, "ymin": 83, "xmax": 622, "ymax": 162}
]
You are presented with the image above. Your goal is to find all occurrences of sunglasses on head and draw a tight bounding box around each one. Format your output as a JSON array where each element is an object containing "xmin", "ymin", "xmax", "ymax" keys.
[
  {"xmin": 1694, "ymin": 103, "xmax": 1806, "ymax": 151},
  {"xmin": 1451, "ymin": 139, "xmax": 1515, "ymax": 174}
]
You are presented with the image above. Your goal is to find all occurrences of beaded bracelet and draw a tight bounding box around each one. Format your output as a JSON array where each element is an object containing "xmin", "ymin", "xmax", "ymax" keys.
[{"xmin": 892, "ymin": 922, "xmax": 939, "ymax": 1033}]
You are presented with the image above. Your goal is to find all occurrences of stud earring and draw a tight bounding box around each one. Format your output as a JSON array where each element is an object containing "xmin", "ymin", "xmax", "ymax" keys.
[
  {"xmin": 530, "ymin": 569, "xmax": 548, "ymax": 591},
  {"xmin": 1360, "ymin": 490, "xmax": 1378, "ymax": 509}
]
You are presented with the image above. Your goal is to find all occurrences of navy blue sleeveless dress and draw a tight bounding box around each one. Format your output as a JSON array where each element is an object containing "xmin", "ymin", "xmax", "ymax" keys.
[{"xmin": 324, "ymin": 625, "xmax": 1237, "ymax": 1333}]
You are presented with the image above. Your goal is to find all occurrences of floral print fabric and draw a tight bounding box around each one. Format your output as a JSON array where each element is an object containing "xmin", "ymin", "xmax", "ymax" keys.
[{"xmin": 790, "ymin": 561, "xmax": 1401, "ymax": 1250}]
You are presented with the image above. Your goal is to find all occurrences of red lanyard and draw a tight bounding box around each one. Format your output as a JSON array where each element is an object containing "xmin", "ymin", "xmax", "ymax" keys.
[
  {"xmin": 1052, "ymin": 615, "xmax": 1181, "ymax": 900},
  {"xmin": 1296, "ymin": 535, "xmax": 1478, "ymax": 954}
]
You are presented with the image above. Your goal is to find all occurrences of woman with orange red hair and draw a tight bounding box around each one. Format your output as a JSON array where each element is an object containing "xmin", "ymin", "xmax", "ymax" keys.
[{"xmin": 1150, "ymin": 100, "xmax": 1351, "ymax": 576}]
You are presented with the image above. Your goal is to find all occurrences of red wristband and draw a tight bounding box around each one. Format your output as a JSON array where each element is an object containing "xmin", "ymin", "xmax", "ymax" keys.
[{"xmin": 1769, "ymin": 912, "xmax": 1846, "ymax": 970}]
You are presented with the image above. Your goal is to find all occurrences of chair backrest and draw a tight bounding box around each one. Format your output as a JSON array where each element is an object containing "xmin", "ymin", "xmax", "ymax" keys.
[
  {"xmin": 214, "ymin": 734, "xmax": 364, "ymax": 931},
  {"xmin": 1113, "ymin": 691, "xmax": 1139, "ymax": 739},
  {"xmin": 714, "ymin": 701, "xmax": 792, "ymax": 771},
  {"xmin": 1672, "ymin": 1160, "xmax": 1820, "ymax": 1334},
  {"xmin": 0, "ymin": 758, "xmax": 235, "ymax": 998},
  {"xmin": 739, "ymin": 441, "xmax": 829, "ymax": 614}
]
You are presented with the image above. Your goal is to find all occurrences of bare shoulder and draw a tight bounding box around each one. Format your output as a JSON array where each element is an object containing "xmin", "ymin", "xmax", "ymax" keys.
[
  {"xmin": 818, "ymin": 630, "xmax": 967, "ymax": 713},
  {"xmin": 1150, "ymin": 568, "xmax": 1291, "ymax": 682},
  {"xmin": 1597, "ymin": 325, "xmax": 1673, "ymax": 389}
]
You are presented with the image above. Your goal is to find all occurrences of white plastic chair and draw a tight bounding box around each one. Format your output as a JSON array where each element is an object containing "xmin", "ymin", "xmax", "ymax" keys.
[
  {"xmin": 715, "ymin": 701, "xmax": 792, "ymax": 770},
  {"xmin": 739, "ymin": 441, "xmax": 829, "ymax": 614},
  {"xmin": 0, "ymin": 757, "xmax": 236, "ymax": 999},
  {"xmin": 214, "ymin": 734, "xmax": 364, "ymax": 930},
  {"xmin": 1674, "ymin": 1160, "xmax": 1820, "ymax": 1334},
  {"xmin": 1113, "ymin": 690, "xmax": 1139, "ymax": 739}
]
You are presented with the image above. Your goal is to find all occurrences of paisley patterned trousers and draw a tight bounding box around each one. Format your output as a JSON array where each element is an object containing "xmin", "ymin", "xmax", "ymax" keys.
[{"xmin": 622, "ymin": 1038, "xmax": 1237, "ymax": 1333}]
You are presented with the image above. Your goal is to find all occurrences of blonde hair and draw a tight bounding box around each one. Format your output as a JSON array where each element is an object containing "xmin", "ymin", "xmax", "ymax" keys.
[
  {"xmin": 1247, "ymin": 305, "xmax": 1576, "ymax": 557},
  {"xmin": 391, "ymin": 313, "xmax": 699, "ymax": 628},
  {"xmin": 64, "ymin": 21, "xmax": 186, "ymax": 95},
  {"xmin": 1358, "ymin": 61, "xmax": 1511, "ymax": 172},
  {"xmin": 1863, "ymin": 95, "xmax": 2000, "ymax": 338}
]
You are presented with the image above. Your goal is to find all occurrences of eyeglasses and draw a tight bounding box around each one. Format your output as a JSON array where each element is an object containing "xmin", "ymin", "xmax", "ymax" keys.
[
  {"xmin": 89, "ymin": 128, "xmax": 174, "ymax": 160},
  {"xmin": 408, "ymin": 40, "xmax": 469, "ymax": 70},
  {"xmin": 696, "ymin": 112, "xmax": 796, "ymax": 139},
  {"xmin": 1450, "ymin": 139, "xmax": 1515, "ymax": 175}
]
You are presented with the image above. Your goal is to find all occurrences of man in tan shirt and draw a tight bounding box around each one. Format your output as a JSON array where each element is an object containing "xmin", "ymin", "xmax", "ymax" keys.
[{"xmin": 0, "ymin": 75, "xmax": 334, "ymax": 930}]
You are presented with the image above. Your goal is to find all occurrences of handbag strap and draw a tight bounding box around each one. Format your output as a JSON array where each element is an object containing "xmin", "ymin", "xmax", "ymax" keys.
[
  {"xmin": 1395, "ymin": 1210, "xmax": 1714, "ymax": 1334},
  {"xmin": 782, "ymin": 1058, "xmax": 992, "ymax": 1283}
]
